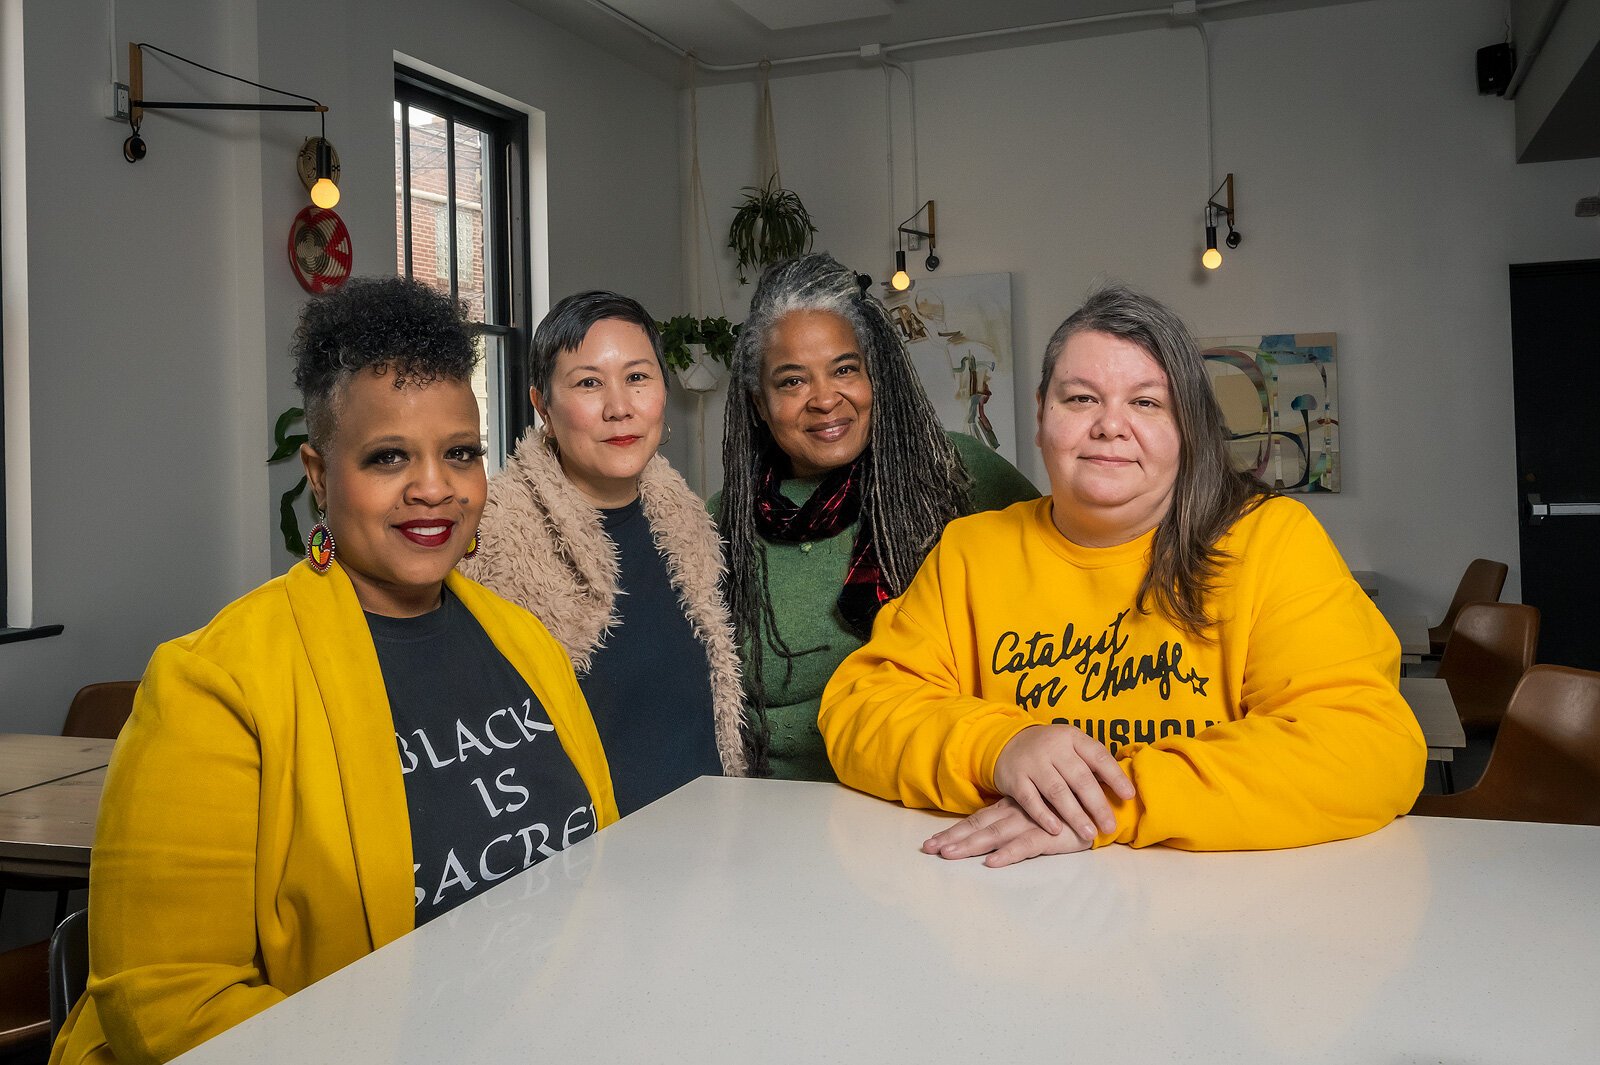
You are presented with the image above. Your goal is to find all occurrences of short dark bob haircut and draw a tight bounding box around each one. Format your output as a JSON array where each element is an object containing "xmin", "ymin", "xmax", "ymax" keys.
[
  {"xmin": 528, "ymin": 290, "xmax": 666, "ymax": 402},
  {"xmin": 291, "ymin": 276, "xmax": 478, "ymax": 452}
]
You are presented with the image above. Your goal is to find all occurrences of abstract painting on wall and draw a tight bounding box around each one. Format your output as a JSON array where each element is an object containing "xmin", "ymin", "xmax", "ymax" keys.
[
  {"xmin": 1198, "ymin": 333, "xmax": 1340, "ymax": 493},
  {"xmin": 882, "ymin": 272, "xmax": 1019, "ymax": 464}
]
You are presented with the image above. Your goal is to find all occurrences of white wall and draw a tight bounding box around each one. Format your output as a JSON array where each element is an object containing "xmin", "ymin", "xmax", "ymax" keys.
[
  {"xmin": 0, "ymin": 0, "xmax": 680, "ymax": 740},
  {"xmin": 683, "ymin": 0, "xmax": 1600, "ymax": 619}
]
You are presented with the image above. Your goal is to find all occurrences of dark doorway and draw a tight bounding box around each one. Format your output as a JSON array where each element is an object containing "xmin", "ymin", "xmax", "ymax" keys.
[{"xmin": 1509, "ymin": 258, "xmax": 1600, "ymax": 671}]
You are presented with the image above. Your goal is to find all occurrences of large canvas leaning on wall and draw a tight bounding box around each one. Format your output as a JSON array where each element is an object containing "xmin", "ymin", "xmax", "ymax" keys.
[
  {"xmin": 1199, "ymin": 333, "xmax": 1340, "ymax": 493},
  {"xmin": 881, "ymin": 273, "xmax": 1020, "ymax": 465}
]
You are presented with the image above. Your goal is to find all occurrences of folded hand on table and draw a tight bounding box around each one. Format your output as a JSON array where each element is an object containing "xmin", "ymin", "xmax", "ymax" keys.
[
  {"xmin": 922, "ymin": 724, "xmax": 1135, "ymax": 866},
  {"xmin": 991, "ymin": 723, "xmax": 1134, "ymax": 840},
  {"xmin": 922, "ymin": 796, "xmax": 1097, "ymax": 866}
]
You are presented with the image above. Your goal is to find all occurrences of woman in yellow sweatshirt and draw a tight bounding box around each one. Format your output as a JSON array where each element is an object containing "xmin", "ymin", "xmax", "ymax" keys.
[{"xmin": 819, "ymin": 285, "xmax": 1424, "ymax": 864}]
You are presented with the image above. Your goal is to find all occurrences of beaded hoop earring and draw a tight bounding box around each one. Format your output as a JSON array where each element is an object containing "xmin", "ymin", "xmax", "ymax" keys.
[
  {"xmin": 306, "ymin": 511, "xmax": 336, "ymax": 574},
  {"xmin": 463, "ymin": 528, "xmax": 482, "ymax": 560}
]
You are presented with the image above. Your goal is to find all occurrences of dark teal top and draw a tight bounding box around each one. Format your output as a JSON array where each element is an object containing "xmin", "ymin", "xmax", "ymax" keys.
[{"xmin": 581, "ymin": 498, "xmax": 722, "ymax": 815}]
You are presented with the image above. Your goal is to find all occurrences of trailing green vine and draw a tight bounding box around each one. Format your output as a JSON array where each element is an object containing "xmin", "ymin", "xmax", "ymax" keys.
[{"xmin": 267, "ymin": 407, "xmax": 313, "ymax": 557}]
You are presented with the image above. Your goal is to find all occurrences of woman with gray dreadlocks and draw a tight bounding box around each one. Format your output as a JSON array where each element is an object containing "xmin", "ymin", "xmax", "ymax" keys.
[{"xmin": 713, "ymin": 252, "xmax": 1037, "ymax": 780}]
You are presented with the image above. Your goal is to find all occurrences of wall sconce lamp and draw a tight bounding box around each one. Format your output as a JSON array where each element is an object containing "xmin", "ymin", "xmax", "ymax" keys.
[
  {"xmin": 1202, "ymin": 174, "xmax": 1240, "ymax": 270},
  {"xmin": 891, "ymin": 200, "xmax": 939, "ymax": 291},
  {"xmin": 124, "ymin": 43, "xmax": 339, "ymax": 208}
]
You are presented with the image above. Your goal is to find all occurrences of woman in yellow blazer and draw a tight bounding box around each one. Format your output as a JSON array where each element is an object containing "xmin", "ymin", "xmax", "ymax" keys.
[{"xmin": 52, "ymin": 278, "xmax": 617, "ymax": 1065}]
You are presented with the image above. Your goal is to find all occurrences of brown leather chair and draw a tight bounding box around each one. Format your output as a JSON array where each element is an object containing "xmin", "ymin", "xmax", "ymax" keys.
[
  {"xmin": 61, "ymin": 681, "xmax": 138, "ymax": 740},
  {"xmin": 1436, "ymin": 602, "xmax": 1539, "ymax": 733},
  {"xmin": 0, "ymin": 939, "xmax": 50, "ymax": 1060},
  {"xmin": 1428, "ymin": 558, "xmax": 1509, "ymax": 656},
  {"xmin": 0, "ymin": 682, "xmax": 138, "ymax": 928},
  {"xmin": 1411, "ymin": 665, "xmax": 1600, "ymax": 826}
]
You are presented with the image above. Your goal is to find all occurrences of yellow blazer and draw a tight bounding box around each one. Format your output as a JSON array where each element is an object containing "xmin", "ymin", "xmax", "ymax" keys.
[{"xmin": 51, "ymin": 564, "xmax": 617, "ymax": 1065}]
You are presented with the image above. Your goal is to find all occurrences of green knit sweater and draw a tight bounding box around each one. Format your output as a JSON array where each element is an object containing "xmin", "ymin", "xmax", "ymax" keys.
[{"xmin": 711, "ymin": 433, "xmax": 1039, "ymax": 781}]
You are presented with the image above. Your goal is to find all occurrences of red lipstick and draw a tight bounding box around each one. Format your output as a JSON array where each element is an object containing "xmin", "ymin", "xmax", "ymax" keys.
[{"xmin": 396, "ymin": 519, "xmax": 455, "ymax": 547}]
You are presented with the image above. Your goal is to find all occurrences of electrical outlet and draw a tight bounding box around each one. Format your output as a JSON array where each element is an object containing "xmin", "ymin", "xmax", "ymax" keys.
[
  {"xmin": 109, "ymin": 82, "xmax": 131, "ymax": 121},
  {"xmin": 905, "ymin": 233, "xmax": 920, "ymax": 250}
]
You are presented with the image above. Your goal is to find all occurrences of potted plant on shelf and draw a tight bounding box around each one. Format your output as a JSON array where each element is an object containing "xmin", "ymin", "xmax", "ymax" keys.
[
  {"xmin": 659, "ymin": 314, "xmax": 738, "ymax": 392},
  {"xmin": 726, "ymin": 176, "xmax": 817, "ymax": 285}
]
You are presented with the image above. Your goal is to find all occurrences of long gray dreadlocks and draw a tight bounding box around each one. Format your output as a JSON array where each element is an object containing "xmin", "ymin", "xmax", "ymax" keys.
[{"xmin": 718, "ymin": 253, "xmax": 973, "ymax": 773}]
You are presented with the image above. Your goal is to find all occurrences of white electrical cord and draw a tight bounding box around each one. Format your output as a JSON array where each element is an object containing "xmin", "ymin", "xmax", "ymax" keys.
[{"xmin": 1196, "ymin": 20, "xmax": 1214, "ymax": 193}]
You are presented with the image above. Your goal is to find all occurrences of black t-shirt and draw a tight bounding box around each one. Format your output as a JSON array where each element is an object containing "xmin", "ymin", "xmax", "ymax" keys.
[
  {"xmin": 581, "ymin": 499, "xmax": 722, "ymax": 816},
  {"xmin": 369, "ymin": 588, "xmax": 596, "ymax": 926}
]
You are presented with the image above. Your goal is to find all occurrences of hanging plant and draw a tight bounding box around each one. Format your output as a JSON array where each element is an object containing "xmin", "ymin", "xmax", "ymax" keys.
[
  {"xmin": 727, "ymin": 176, "xmax": 817, "ymax": 285},
  {"xmin": 659, "ymin": 315, "xmax": 738, "ymax": 371},
  {"xmin": 659, "ymin": 315, "xmax": 739, "ymax": 392},
  {"xmin": 726, "ymin": 63, "xmax": 815, "ymax": 285}
]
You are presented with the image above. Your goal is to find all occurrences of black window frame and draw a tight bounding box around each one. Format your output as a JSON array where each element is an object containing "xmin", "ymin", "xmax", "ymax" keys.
[{"xmin": 395, "ymin": 67, "xmax": 535, "ymax": 457}]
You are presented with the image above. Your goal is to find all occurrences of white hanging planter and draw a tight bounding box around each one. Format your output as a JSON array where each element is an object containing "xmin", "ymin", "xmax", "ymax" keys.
[{"xmin": 674, "ymin": 343, "xmax": 725, "ymax": 393}]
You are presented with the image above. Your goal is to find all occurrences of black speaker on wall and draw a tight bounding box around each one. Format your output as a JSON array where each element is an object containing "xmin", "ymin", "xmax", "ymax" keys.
[{"xmin": 1477, "ymin": 43, "xmax": 1515, "ymax": 96}]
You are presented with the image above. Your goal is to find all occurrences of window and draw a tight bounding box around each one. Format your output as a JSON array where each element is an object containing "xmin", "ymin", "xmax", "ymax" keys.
[{"xmin": 394, "ymin": 68, "xmax": 532, "ymax": 470}]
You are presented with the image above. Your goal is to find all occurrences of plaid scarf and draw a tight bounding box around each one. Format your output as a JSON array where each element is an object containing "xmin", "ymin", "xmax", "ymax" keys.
[{"xmin": 754, "ymin": 453, "xmax": 890, "ymax": 638}]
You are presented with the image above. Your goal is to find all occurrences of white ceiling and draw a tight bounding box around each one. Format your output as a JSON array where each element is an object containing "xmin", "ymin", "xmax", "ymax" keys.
[{"xmin": 510, "ymin": 0, "xmax": 1373, "ymax": 82}]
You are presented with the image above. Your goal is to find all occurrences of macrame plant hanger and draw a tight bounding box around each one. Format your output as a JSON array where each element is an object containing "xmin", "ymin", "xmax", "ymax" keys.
[
  {"xmin": 756, "ymin": 59, "xmax": 782, "ymax": 191},
  {"xmin": 684, "ymin": 53, "xmax": 727, "ymax": 495}
]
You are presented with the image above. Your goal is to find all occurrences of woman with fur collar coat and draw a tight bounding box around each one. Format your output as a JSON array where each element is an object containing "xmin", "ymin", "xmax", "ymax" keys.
[{"xmin": 461, "ymin": 292, "xmax": 749, "ymax": 813}]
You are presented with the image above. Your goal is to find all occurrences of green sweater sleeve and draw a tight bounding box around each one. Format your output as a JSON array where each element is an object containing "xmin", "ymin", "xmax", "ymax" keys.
[{"xmin": 947, "ymin": 431, "xmax": 1039, "ymax": 512}]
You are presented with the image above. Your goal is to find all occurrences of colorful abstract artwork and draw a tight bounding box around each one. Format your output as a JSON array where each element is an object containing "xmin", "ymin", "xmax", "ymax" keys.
[
  {"xmin": 882, "ymin": 273, "xmax": 1019, "ymax": 464},
  {"xmin": 1198, "ymin": 333, "xmax": 1340, "ymax": 493}
]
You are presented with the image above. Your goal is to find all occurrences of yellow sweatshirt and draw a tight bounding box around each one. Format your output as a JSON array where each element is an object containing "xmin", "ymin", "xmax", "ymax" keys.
[{"xmin": 819, "ymin": 496, "xmax": 1425, "ymax": 851}]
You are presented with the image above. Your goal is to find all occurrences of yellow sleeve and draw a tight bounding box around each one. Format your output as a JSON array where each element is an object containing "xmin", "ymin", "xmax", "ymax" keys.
[
  {"xmin": 1110, "ymin": 505, "xmax": 1427, "ymax": 850},
  {"xmin": 820, "ymin": 540, "xmax": 1036, "ymax": 814},
  {"xmin": 87, "ymin": 642, "xmax": 286, "ymax": 1065}
]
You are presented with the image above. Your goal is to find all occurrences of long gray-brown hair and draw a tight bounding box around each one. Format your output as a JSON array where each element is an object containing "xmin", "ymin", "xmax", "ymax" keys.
[
  {"xmin": 1040, "ymin": 283, "xmax": 1271, "ymax": 634},
  {"xmin": 719, "ymin": 253, "xmax": 972, "ymax": 766}
]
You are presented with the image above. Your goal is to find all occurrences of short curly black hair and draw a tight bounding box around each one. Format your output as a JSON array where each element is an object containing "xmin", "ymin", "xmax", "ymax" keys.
[{"xmin": 291, "ymin": 276, "xmax": 479, "ymax": 452}]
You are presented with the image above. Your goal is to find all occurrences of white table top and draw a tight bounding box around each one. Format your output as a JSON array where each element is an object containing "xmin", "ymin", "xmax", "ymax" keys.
[{"xmin": 172, "ymin": 778, "xmax": 1600, "ymax": 1065}]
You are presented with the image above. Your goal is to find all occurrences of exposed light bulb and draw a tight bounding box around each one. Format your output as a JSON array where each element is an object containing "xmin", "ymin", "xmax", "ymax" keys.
[
  {"xmin": 891, "ymin": 249, "xmax": 911, "ymax": 291},
  {"xmin": 1202, "ymin": 224, "xmax": 1221, "ymax": 270},
  {"xmin": 310, "ymin": 138, "xmax": 340, "ymax": 209},
  {"xmin": 311, "ymin": 177, "xmax": 340, "ymax": 209}
]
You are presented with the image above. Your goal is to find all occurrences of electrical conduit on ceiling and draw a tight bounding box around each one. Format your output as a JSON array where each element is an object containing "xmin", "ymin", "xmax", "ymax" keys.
[{"xmin": 583, "ymin": 0, "xmax": 1265, "ymax": 72}]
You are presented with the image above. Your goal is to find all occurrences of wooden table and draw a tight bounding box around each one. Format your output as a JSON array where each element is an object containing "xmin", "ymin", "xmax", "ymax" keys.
[
  {"xmin": 0, "ymin": 735, "xmax": 114, "ymax": 798},
  {"xmin": 0, "ymin": 734, "xmax": 113, "ymax": 876},
  {"xmin": 1400, "ymin": 676, "xmax": 1466, "ymax": 762},
  {"xmin": 1386, "ymin": 613, "xmax": 1430, "ymax": 666},
  {"xmin": 1350, "ymin": 569, "xmax": 1380, "ymax": 600},
  {"xmin": 0, "ymin": 768, "xmax": 104, "ymax": 876},
  {"xmin": 159, "ymin": 778, "xmax": 1599, "ymax": 1065}
]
